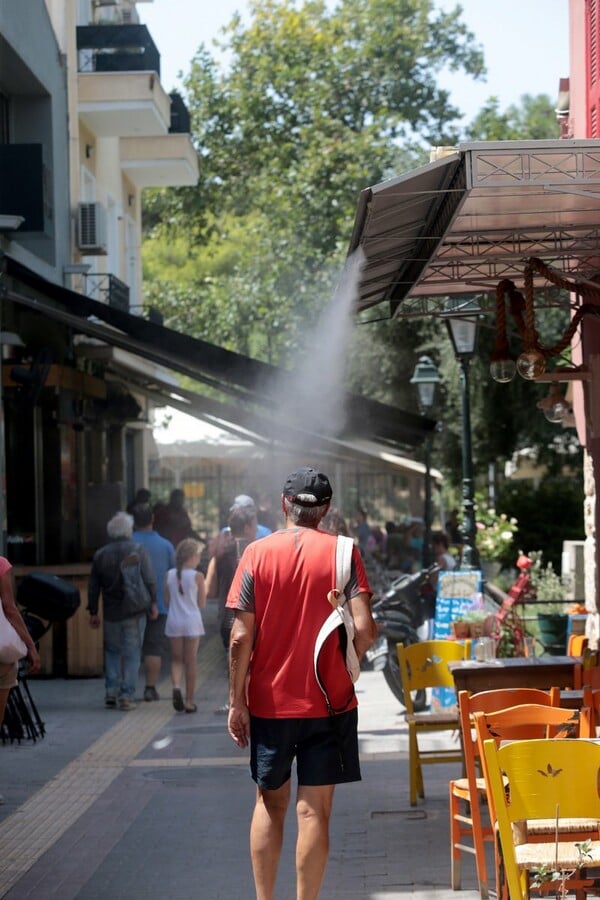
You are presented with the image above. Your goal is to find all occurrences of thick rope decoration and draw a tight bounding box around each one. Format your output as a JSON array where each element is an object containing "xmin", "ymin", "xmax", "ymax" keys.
[{"xmin": 490, "ymin": 257, "xmax": 600, "ymax": 380}]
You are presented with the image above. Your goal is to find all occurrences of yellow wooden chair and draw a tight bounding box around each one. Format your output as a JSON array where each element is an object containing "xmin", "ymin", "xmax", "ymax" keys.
[
  {"xmin": 450, "ymin": 687, "xmax": 560, "ymax": 899},
  {"xmin": 396, "ymin": 638, "xmax": 468, "ymax": 806},
  {"xmin": 483, "ymin": 738, "xmax": 600, "ymax": 900},
  {"xmin": 475, "ymin": 705, "xmax": 595, "ymax": 900}
]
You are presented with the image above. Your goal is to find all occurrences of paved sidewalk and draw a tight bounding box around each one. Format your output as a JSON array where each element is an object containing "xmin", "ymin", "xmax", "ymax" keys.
[{"xmin": 0, "ymin": 602, "xmax": 485, "ymax": 899}]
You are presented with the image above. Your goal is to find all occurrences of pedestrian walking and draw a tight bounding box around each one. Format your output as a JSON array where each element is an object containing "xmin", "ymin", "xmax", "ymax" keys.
[
  {"xmin": 165, "ymin": 538, "xmax": 206, "ymax": 713},
  {"xmin": 228, "ymin": 494, "xmax": 272, "ymax": 539},
  {"xmin": 206, "ymin": 506, "xmax": 256, "ymax": 652},
  {"xmin": 154, "ymin": 488, "xmax": 195, "ymax": 547},
  {"xmin": 87, "ymin": 511, "xmax": 157, "ymax": 711},
  {"xmin": 226, "ymin": 466, "xmax": 376, "ymax": 900},
  {"xmin": 132, "ymin": 502, "xmax": 176, "ymax": 701}
]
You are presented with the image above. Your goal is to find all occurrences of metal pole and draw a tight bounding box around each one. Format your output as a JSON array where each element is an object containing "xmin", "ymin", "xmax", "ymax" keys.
[
  {"xmin": 422, "ymin": 433, "xmax": 432, "ymax": 567},
  {"xmin": 458, "ymin": 356, "xmax": 479, "ymax": 569}
]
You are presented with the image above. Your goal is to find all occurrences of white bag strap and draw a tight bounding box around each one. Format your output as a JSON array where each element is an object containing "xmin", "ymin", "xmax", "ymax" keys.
[
  {"xmin": 335, "ymin": 534, "xmax": 353, "ymax": 596},
  {"xmin": 313, "ymin": 536, "xmax": 360, "ymax": 712}
]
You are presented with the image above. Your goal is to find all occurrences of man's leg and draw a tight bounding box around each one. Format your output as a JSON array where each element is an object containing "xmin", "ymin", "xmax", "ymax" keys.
[
  {"xmin": 143, "ymin": 615, "xmax": 167, "ymax": 699},
  {"xmin": 295, "ymin": 784, "xmax": 335, "ymax": 900},
  {"xmin": 120, "ymin": 615, "xmax": 145, "ymax": 700},
  {"xmin": 250, "ymin": 779, "xmax": 291, "ymax": 900},
  {"xmin": 144, "ymin": 654, "xmax": 161, "ymax": 693},
  {"xmin": 103, "ymin": 620, "xmax": 121, "ymax": 701}
]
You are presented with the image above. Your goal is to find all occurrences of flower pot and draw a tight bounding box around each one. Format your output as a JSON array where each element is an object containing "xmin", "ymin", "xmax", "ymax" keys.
[
  {"xmin": 536, "ymin": 612, "xmax": 568, "ymax": 656},
  {"xmin": 451, "ymin": 620, "xmax": 470, "ymax": 639},
  {"xmin": 481, "ymin": 560, "xmax": 502, "ymax": 581},
  {"xmin": 469, "ymin": 621, "xmax": 486, "ymax": 638}
]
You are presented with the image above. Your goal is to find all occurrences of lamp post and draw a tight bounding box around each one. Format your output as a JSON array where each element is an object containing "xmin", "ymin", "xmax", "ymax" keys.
[
  {"xmin": 410, "ymin": 355, "xmax": 440, "ymax": 568},
  {"xmin": 443, "ymin": 298, "xmax": 481, "ymax": 571}
]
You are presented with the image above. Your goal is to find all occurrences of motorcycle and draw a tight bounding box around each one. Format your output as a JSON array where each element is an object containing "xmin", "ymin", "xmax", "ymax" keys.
[{"xmin": 366, "ymin": 564, "xmax": 439, "ymax": 712}]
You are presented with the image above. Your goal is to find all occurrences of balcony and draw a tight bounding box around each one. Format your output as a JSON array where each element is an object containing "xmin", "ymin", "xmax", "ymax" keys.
[
  {"xmin": 120, "ymin": 134, "xmax": 199, "ymax": 188},
  {"xmin": 169, "ymin": 92, "xmax": 191, "ymax": 134},
  {"xmin": 76, "ymin": 25, "xmax": 160, "ymax": 76},
  {"xmin": 84, "ymin": 272, "xmax": 130, "ymax": 312},
  {"xmin": 77, "ymin": 25, "xmax": 170, "ymax": 137}
]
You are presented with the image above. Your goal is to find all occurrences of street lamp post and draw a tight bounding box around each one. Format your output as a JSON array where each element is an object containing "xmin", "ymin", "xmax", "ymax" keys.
[
  {"xmin": 443, "ymin": 299, "xmax": 481, "ymax": 571},
  {"xmin": 410, "ymin": 355, "xmax": 440, "ymax": 568}
]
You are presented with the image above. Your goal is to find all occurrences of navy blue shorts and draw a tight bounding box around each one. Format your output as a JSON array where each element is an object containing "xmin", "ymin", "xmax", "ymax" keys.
[{"xmin": 250, "ymin": 708, "xmax": 361, "ymax": 790}]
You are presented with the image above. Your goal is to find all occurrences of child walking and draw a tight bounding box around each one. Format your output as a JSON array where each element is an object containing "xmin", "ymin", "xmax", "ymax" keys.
[{"xmin": 165, "ymin": 538, "xmax": 206, "ymax": 713}]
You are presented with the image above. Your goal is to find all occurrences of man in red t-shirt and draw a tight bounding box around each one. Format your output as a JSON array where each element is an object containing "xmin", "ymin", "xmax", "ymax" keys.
[{"xmin": 226, "ymin": 466, "xmax": 375, "ymax": 900}]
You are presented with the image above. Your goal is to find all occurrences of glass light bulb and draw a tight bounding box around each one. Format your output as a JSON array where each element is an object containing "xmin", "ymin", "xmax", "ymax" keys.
[
  {"xmin": 543, "ymin": 400, "xmax": 571, "ymax": 424},
  {"xmin": 489, "ymin": 358, "xmax": 516, "ymax": 383},
  {"xmin": 516, "ymin": 349, "xmax": 546, "ymax": 380}
]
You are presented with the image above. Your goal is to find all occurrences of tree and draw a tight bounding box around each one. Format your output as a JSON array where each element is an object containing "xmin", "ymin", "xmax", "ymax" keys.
[
  {"xmin": 141, "ymin": 1, "xmax": 576, "ymax": 523},
  {"xmin": 465, "ymin": 94, "xmax": 560, "ymax": 141},
  {"xmin": 143, "ymin": 0, "xmax": 485, "ymax": 359}
]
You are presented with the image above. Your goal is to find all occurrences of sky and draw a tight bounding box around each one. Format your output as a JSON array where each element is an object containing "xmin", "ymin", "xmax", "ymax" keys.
[
  {"xmin": 139, "ymin": 0, "xmax": 570, "ymax": 124},
  {"xmin": 141, "ymin": 0, "xmax": 570, "ymax": 442}
]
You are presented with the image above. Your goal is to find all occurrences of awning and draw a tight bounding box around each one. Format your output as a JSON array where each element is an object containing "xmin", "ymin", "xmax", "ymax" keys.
[
  {"xmin": 1, "ymin": 254, "xmax": 435, "ymax": 453},
  {"xmin": 92, "ymin": 346, "xmax": 443, "ymax": 476},
  {"xmin": 348, "ymin": 140, "xmax": 600, "ymax": 316}
]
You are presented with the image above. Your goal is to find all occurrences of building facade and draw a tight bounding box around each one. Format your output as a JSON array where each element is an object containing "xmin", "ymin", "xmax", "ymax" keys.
[{"xmin": 0, "ymin": 0, "xmax": 198, "ymax": 565}]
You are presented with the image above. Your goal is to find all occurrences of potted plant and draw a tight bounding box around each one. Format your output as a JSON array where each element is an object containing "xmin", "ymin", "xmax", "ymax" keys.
[
  {"xmin": 475, "ymin": 503, "xmax": 518, "ymax": 576},
  {"xmin": 464, "ymin": 609, "xmax": 489, "ymax": 638},
  {"xmin": 451, "ymin": 617, "xmax": 470, "ymax": 639},
  {"xmin": 529, "ymin": 552, "xmax": 571, "ymax": 655}
]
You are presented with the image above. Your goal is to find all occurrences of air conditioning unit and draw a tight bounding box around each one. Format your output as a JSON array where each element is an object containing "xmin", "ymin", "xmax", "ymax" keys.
[{"xmin": 77, "ymin": 202, "xmax": 107, "ymax": 254}]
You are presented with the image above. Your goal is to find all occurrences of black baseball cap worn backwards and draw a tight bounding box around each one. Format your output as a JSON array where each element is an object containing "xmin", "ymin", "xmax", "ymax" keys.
[{"xmin": 283, "ymin": 467, "xmax": 332, "ymax": 507}]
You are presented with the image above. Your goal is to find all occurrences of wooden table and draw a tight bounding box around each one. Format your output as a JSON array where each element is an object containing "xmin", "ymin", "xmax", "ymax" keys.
[{"xmin": 449, "ymin": 656, "xmax": 580, "ymax": 694}]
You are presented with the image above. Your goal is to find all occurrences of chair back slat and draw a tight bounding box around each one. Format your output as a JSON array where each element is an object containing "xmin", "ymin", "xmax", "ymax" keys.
[{"xmin": 397, "ymin": 639, "xmax": 467, "ymax": 714}]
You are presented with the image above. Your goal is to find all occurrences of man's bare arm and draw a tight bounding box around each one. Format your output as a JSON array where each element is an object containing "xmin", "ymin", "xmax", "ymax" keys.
[
  {"xmin": 348, "ymin": 592, "xmax": 377, "ymax": 660},
  {"xmin": 227, "ymin": 610, "xmax": 255, "ymax": 748}
]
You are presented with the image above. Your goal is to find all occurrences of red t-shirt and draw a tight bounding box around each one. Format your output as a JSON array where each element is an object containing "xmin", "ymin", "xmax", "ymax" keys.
[{"xmin": 226, "ymin": 527, "xmax": 371, "ymax": 718}]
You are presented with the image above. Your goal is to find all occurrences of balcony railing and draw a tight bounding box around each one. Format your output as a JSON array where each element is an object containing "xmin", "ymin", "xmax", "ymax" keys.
[
  {"xmin": 84, "ymin": 273, "xmax": 130, "ymax": 312},
  {"xmin": 169, "ymin": 92, "xmax": 191, "ymax": 134},
  {"xmin": 76, "ymin": 25, "xmax": 160, "ymax": 76}
]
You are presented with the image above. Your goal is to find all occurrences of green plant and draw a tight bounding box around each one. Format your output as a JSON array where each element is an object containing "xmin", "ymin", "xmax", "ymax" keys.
[
  {"xmin": 529, "ymin": 551, "xmax": 571, "ymax": 613},
  {"xmin": 530, "ymin": 838, "xmax": 592, "ymax": 898}
]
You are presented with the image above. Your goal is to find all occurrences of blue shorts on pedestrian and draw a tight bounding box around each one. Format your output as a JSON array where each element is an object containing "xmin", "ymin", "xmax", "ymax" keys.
[{"xmin": 250, "ymin": 708, "xmax": 361, "ymax": 790}]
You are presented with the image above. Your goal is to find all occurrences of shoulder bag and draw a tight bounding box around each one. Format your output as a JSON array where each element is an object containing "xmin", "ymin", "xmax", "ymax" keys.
[
  {"xmin": 314, "ymin": 535, "xmax": 360, "ymax": 711},
  {"xmin": 0, "ymin": 599, "xmax": 27, "ymax": 664}
]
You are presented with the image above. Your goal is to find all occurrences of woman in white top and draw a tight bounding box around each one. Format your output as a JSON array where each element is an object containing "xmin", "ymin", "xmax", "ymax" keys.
[{"xmin": 165, "ymin": 538, "xmax": 206, "ymax": 713}]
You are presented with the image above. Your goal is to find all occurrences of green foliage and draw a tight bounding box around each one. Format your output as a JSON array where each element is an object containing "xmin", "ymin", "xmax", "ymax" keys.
[
  {"xmin": 140, "ymin": 0, "xmax": 583, "ymax": 525},
  {"xmin": 464, "ymin": 94, "xmax": 560, "ymax": 141},
  {"xmin": 528, "ymin": 551, "xmax": 571, "ymax": 610},
  {"xmin": 143, "ymin": 0, "xmax": 486, "ymax": 360},
  {"xmin": 497, "ymin": 475, "xmax": 584, "ymax": 571}
]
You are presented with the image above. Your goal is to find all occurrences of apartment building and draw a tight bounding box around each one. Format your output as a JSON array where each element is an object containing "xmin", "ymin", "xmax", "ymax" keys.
[{"xmin": 0, "ymin": 0, "xmax": 198, "ymax": 565}]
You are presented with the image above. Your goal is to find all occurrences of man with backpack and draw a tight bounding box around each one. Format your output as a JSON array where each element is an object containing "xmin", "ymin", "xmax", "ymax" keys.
[{"xmin": 88, "ymin": 511, "xmax": 157, "ymax": 710}]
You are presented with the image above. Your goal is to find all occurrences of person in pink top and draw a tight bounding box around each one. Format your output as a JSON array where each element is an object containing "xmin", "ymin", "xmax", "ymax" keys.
[
  {"xmin": 226, "ymin": 467, "xmax": 376, "ymax": 900},
  {"xmin": 0, "ymin": 557, "xmax": 40, "ymax": 728}
]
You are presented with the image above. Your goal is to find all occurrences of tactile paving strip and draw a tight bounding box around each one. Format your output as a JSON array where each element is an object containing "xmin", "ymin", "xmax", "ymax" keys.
[{"xmin": 0, "ymin": 634, "xmax": 223, "ymax": 896}]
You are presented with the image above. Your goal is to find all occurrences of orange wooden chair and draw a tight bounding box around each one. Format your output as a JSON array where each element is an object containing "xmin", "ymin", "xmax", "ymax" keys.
[
  {"xmin": 449, "ymin": 687, "xmax": 560, "ymax": 899},
  {"xmin": 396, "ymin": 639, "xmax": 469, "ymax": 806},
  {"xmin": 474, "ymin": 703, "xmax": 595, "ymax": 899},
  {"xmin": 582, "ymin": 682, "xmax": 600, "ymax": 734},
  {"xmin": 567, "ymin": 632, "xmax": 588, "ymax": 656}
]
